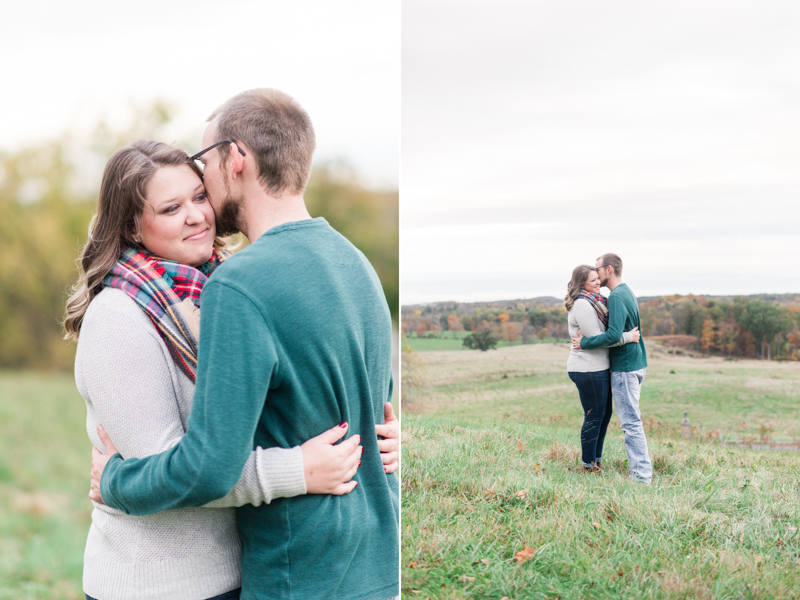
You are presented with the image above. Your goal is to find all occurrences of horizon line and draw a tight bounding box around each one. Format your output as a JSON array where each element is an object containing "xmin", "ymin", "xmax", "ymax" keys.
[{"xmin": 401, "ymin": 291, "xmax": 800, "ymax": 308}]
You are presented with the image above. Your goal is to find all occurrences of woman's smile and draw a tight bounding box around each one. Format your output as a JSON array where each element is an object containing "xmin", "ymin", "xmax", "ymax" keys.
[{"xmin": 184, "ymin": 227, "xmax": 210, "ymax": 242}]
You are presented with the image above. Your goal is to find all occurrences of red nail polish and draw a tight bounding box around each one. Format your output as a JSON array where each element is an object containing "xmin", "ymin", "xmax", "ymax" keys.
[
  {"xmin": 339, "ymin": 421, "xmax": 347, "ymax": 428},
  {"xmin": 354, "ymin": 482, "xmax": 358, "ymax": 488},
  {"xmin": 358, "ymin": 461, "xmax": 362, "ymax": 466}
]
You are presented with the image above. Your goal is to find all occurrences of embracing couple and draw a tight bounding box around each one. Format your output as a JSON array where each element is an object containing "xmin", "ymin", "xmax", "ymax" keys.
[
  {"xmin": 564, "ymin": 253, "xmax": 652, "ymax": 485},
  {"xmin": 64, "ymin": 89, "xmax": 400, "ymax": 600}
]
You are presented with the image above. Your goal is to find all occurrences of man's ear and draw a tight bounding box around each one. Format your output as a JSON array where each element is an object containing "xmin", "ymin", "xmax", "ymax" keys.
[{"xmin": 227, "ymin": 142, "xmax": 246, "ymax": 180}]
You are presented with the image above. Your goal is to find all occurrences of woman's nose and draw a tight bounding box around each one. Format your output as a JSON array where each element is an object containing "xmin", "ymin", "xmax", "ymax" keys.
[{"xmin": 185, "ymin": 202, "xmax": 205, "ymax": 224}]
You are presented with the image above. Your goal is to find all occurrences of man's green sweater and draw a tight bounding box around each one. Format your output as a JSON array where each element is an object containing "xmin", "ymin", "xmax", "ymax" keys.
[
  {"xmin": 101, "ymin": 218, "xmax": 399, "ymax": 600},
  {"xmin": 579, "ymin": 283, "xmax": 647, "ymax": 372}
]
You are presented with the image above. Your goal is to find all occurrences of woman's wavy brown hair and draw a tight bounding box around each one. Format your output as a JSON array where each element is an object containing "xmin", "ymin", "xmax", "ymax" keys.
[
  {"xmin": 564, "ymin": 264, "xmax": 598, "ymax": 312},
  {"xmin": 64, "ymin": 140, "xmax": 225, "ymax": 340}
]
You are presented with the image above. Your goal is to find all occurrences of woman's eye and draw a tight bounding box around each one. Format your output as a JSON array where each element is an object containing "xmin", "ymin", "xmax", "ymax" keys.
[
  {"xmin": 194, "ymin": 194, "xmax": 207, "ymax": 203},
  {"xmin": 164, "ymin": 205, "xmax": 179, "ymax": 214}
]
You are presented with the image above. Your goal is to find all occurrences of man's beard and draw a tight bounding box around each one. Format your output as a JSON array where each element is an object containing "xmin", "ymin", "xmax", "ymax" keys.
[{"xmin": 214, "ymin": 173, "xmax": 245, "ymax": 237}]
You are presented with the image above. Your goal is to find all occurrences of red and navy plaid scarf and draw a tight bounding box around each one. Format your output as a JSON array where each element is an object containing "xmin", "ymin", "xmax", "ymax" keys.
[
  {"xmin": 579, "ymin": 290, "xmax": 609, "ymax": 327},
  {"xmin": 103, "ymin": 246, "xmax": 227, "ymax": 381}
]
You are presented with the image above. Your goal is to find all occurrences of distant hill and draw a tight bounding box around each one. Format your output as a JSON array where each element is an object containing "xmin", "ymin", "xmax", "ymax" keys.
[{"xmin": 403, "ymin": 293, "xmax": 800, "ymax": 315}]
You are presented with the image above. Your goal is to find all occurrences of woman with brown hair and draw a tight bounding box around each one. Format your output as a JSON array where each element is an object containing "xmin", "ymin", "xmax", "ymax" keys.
[
  {"xmin": 65, "ymin": 140, "xmax": 398, "ymax": 600},
  {"xmin": 565, "ymin": 265, "xmax": 639, "ymax": 473}
]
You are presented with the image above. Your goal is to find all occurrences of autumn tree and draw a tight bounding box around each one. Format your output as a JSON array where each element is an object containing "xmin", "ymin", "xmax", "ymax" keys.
[
  {"xmin": 739, "ymin": 301, "xmax": 794, "ymax": 360},
  {"xmin": 446, "ymin": 314, "xmax": 464, "ymax": 338},
  {"xmin": 520, "ymin": 324, "xmax": 535, "ymax": 344},
  {"xmin": 700, "ymin": 319, "xmax": 716, "ymax": 356},
  {"xmin": 503, "ymin": 321, "xmax": 523, "ymax": 343},
  {"xmin": 718, "ymin": 319, "xmax": 740, "ymax": 357}
]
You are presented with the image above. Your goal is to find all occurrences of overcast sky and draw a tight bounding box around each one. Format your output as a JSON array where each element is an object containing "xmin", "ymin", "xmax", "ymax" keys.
[
  {"xmin": 1, "ymin": 0, "xmax": 399, "ymax": 188},
  {"xmin": 401, "ymin": 0, "xmax": 800, "ymax": 304}
]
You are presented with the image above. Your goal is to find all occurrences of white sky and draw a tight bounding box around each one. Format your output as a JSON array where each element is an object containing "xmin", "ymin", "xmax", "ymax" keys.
[
  {"xmin": 0, "ymin": 0, "xmax": 399, "ymax": 188},
  {"xmin": 401, "ymin": 0, "xmax": 800, "ymax": 304}
]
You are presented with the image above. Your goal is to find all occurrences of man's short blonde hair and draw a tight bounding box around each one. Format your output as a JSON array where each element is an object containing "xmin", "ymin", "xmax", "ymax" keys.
[
  {"xmin": 597, "ymin": 253, "xmax": 623, "ymax": 277},
  {"xmin": 209, "ymin": 88, "xmax": 316, "ymax": 195}
]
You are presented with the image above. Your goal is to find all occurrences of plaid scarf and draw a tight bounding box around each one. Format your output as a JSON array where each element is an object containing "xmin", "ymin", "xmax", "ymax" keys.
[
  {"xmin": 103, "ymin": 247, "xmax": 227, "ymax": 381},
  {"xmin": 579, "ymin": 290, "xmax": 609, "ymax": 327}
]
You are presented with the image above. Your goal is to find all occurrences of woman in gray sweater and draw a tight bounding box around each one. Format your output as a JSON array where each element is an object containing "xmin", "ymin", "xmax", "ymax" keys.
[
  {"xmin": 64, "ymin": 141, "xmax": 398, "ymax": 600},
  {"xmin": 565, "ymin": 265, "xmax": 639, "ymax": 473}
]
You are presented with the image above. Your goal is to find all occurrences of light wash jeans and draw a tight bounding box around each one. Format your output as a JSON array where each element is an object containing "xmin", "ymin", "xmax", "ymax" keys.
[{"xmin": 611, "ymin": 368, "xmax": 652, "ymax": 484}]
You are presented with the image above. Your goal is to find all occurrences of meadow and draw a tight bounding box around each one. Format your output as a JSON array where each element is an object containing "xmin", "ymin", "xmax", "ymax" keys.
[
  {"xmin": 404, "ymin": 332, "xmax": 565, "ymax": 353},
  {"xmin": 0, "ymin": 371, "xmax": 91, "ymax": 599},
  {"xmin": 401, "ymin": 341, "xmax": 800, "ymax": 599}
]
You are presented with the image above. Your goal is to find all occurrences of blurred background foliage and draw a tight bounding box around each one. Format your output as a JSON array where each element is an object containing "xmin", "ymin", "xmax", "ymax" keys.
[{"xmin": 0, "ymin": 103, "xmax": 398, "ymax": 371}]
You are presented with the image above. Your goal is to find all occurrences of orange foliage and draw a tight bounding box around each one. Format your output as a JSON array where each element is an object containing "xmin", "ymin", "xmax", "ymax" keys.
[
  {"xmin": 503, "ymin": 321, "xmax": 523, "ymax": 342},
  {"xmin": 447, "ymin": 314, "xmax": 464, "ymax": 332}
]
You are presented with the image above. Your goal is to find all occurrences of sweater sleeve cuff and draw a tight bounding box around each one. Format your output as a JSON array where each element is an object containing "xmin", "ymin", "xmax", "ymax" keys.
[
  {"xmin": 257, "ymin": 445, "xmax": 307, "ymax": 502},
  {"xmin": 100, "ymin": 453, "xmax": 126, "ymax": 512}
]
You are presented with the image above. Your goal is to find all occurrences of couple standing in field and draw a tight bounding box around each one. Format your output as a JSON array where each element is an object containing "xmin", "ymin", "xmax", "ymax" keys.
[
  {"xmin": 66, "ymin": 89, "xmax": 399, "ymax": 600},
  {"xmin": 565, "ymin": 253, "xmax": 652, "ymax": 484}
]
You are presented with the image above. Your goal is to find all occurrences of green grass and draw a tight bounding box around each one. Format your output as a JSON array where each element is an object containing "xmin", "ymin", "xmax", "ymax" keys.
[
  {"xmin": 0, "ymin": 371, "xmax": 92, "ymax": 599},
  {"xmin": 405, "ymin": 341, "xmax": 800, "ymax": 440},
  {"xmin": 403, "ymin": 333, "xmax": 564, "ymax": 353},
  {"xmin": 401, "ymin": 342, "xmax": 800, "ymax": 599},
  {"xmin": 403, "ymin": 333, "xmax": 470, "ymax": 352}
]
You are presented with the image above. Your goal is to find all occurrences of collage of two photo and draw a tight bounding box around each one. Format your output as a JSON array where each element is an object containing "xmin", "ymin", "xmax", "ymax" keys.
[{"xmin": 0, "ymin": 2, "xmax": 798, "ymax": 599}]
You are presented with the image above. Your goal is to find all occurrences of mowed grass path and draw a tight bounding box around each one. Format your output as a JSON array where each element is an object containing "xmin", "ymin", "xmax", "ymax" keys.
[
  {"xmin": 402, "ymin": 343, "xmax": 800, "ymax": 599},
  {"xmin": 0, "ymin": 371, "xmax": 92, "ymax": 599}
]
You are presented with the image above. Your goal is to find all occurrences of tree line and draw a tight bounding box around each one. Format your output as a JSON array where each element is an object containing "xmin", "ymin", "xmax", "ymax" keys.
[
  {"xmin": 0, "ymin": 104, "xmax": 398, "ymax": 370},
  {"xmin": 639, "ymin": 294, "xmax": 799, "ymax": 360},
  {"xmin": 403, "ymin": 294, "xmax": 800, "ymax": 360}
]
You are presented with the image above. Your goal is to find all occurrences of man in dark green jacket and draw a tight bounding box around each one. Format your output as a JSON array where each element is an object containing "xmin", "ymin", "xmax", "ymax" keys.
[{"xmin": 571, "ymin": 253, "xmax": 652, "ymax": 484}]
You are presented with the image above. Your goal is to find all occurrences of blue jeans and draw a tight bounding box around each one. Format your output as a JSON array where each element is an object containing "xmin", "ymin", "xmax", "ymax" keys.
[
  {"xmin": 611, "ymin": 369, "xmax": 652, "ymax": 484},
  {"xmin": 87, "ymin": 589, "xmax": 240, "ymax": 600},
  {"xmin": 568, "ymin": 370, "xmax": 613, "ymax": 467}
]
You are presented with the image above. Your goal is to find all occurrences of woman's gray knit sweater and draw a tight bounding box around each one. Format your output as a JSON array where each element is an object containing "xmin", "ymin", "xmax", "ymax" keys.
[
  {"xmin": 75, "ymin": 288, "xmax": 307, "ymax": 600},
  {"xmin": 567, "ymin": 298, "xmax": 634, "ymax": 372}
]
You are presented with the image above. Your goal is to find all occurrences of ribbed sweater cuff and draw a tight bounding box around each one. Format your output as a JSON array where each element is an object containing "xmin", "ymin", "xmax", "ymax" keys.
[
  {"xmin": 100, "ymin": 453, "xmax": 126, "ymax": 513},
  {"xmin": 261, "ymin": 445, "xmax": 307, "ymax": 500}
]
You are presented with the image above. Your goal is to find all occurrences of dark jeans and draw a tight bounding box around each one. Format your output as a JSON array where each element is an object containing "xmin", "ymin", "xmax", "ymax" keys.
[
  {"xmin": 568, "ymin": 370, "xmax": 613, "ymax": 467},
  {"xmin": 86, "ymin": 589, "xmax": 240, "ymax": 600}
]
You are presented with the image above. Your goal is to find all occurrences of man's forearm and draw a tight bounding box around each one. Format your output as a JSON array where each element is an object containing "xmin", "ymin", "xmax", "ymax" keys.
[
  {"xmin": 100, "ymin": 281, "xmax": 275, "ymax": 515},
  {"xmin": 100, "ymin": 425, "xmax": 253, "ymax": 515},
  {"xmin": 580, "ymin": 328, "xmax": 622, "ymax": 350},
  {"xmin": 580, "ymin": 297, "xmax": 625, "ymax": 350}
]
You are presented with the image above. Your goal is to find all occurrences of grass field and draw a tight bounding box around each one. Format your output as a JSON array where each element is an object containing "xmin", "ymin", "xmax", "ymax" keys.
[
  {"xmin": 404, "ymin": 332, "xmax": 565, "ymax": 353},
  {"xmin": 401, "ymin": 342, "xmax": 800, "ymax": 599},
  {"xmin": 0, "ymin": 371, "xmax": 92, "ymax": 599}
]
